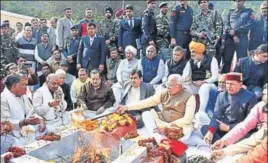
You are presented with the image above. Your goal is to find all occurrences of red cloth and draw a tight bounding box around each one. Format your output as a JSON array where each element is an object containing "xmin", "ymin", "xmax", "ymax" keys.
[
  {"xmin": 80, "ymin": 23, "xmax": 88, "ymax": 37},
  {"xmin": 160, "ymin": 139, "xmax": 188, "ymax": 157},
  {"xmin": 226, "ymin": 73, "xmax": 242, "ymax": 82},
  {"xmin": 115, "ymin": 9, "xmax": 124, "ymax": 17},
  {"xmin": 208, "ymin": 126, "xmax": 216, "ymax": 134}
]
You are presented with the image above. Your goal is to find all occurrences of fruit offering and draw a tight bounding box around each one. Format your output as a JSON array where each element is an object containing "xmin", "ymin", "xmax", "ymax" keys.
[
  {"xmin": 73, "ymin": 119, "xmax": 99, "ymax": 131},
  {"xmin": 124, "ymin": 131, "xmax": 139, "ymax": 139},
  {"xmin": 138, "ymin": 138, "xmax": 174, "ymax": 163},
  {"xmin": 8, "ymin": 146, "xmax": 26, "ymax": 157},
  {"xmin": 38, "ymin": 133, "xmax": 61, "ymax": 141},
  {"xmin": 164, "ymin": 127, "xmax": 184, "ymax": 140},
  {"xmin": 101, "ymin": 113, "xmax": 134, "ymax": 132}
]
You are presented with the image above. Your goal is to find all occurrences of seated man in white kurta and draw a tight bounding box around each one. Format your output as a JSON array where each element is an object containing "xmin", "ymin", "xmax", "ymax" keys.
[
  {"xmin": 33, "ymin": 73, "xmax": 68, "ymax": 132},
  {"xmin": 1, "ymin": 73, "xmax": 46, "ymax": 153}
]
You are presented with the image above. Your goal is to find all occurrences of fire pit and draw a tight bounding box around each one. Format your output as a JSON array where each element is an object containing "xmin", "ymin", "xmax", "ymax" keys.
[{"xmin": 1, "ymin": 110, "xmax": 147, "ymax": 163}]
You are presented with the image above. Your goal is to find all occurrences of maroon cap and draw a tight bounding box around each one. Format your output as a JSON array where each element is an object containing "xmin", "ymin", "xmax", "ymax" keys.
[
  {"xmin": 226, "ymin": 73, "xmax": 242, "ymax": 82},
  {"xmin": 115, "ymin": 9, "xmax": 124, "ymax": 17}
]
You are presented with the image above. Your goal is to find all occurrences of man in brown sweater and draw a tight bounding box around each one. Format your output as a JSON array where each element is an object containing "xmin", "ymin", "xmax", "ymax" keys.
[
  {"xmin": 77, "ymin": 69, "xmax": 115, "ymax": 114},
  {"xmin": 116, "ymin": 74, "xmax": 196, "ymax": 139}
]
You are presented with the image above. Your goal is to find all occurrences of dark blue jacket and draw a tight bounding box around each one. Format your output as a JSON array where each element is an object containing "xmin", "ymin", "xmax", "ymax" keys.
[
  {"xmin": 77, "ymin": 35, "xmax": 106, "ymax": 69},
  {"xmin": 249, "ymin": 15, "xmax": 267, "ymax": 51},
  {"xmin": 141, "ymin": 9, "xmax": 157, "ymax": 45},
  {"xmin": 170, "ymin": 4, "xmax": 193, "ymax": 38},
  {"xmin": 118, "ymin": 17, "xmax": 142, "ymax": 48},
  {"xmin": 224, "ymin": 8, "xmax": 254, "ymax": 36},
  {"xmin": 209, "ymin": 89, "xmax": 257, "ymax": 132},
  {"xmin": 234, "ymin": 56, "xmax": 267, "ymax": 88},
  {"xmin": 142, "ymin": 56, "xmax": 160, "ymax": 83}
]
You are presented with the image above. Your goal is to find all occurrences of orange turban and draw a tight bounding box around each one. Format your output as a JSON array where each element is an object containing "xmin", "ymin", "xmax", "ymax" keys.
[{"xmin": 189, "ymin": 41, "xmax": 205, "ymax": 55}]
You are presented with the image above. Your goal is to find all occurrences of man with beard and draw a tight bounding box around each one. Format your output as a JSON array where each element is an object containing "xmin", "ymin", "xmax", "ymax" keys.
[
  {"xmin": 34, "ymin": 33, "xmax": 53, "ymax": 70},
  {"xmin": 99, "ymin": 7, "xmax": 117, "ymax": 55},
  {"xmin": 56, "ymin": 7, "xmax": 74, "ymax": 52},
  {"xmin": 156, "ymin": 2, "xmax": 171, "ymax": 62},
  {"xmin": 118, "ymin": 5, "xmax": 142, "ymax": 54},
  {"xmin": 78, "ymin": 8, "xmax": 98, "ymax": 37}
]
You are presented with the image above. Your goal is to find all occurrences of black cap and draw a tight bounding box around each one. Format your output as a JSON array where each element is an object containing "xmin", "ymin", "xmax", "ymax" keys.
[
  {"xmin": 263, "ymin": 104, "xmax": 268, "ymax": 113},
  {"xmin": 105, "ymin": 7, "xmax": 113, "ymax": 15},
  {"xmin": 159, "ymin": 2, "xmax": 168, "ymax": 8},
  {"xmin": 70, "ymin": 24, "xmax": 79, "ymax": 30},
  {"xmin": 1, "ymin": 22, "xmax": 9, "ymax": 28}
]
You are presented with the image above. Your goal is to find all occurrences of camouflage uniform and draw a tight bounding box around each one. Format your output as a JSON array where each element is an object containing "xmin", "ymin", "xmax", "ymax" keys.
[
  {"xmin": 0, "ymin": 34, "xmax": 18, "ymax": 79},
  {"xmin": 8, "ymin": 27, "xmax": 15, "ymax": 37},
  {"xmin": 190, "ymin": 10, "xmax": 223, "ymax": 56},
  {"xmin": 99, "ymin": 18, "xmax": 117, "ymax": 51},
  {"xmin": 156, "ymin": 13, "xmax": 170, "ymax": 48},
  {"xmin": 156, "ymin": 12, "xmax": 171, "ymax": 61}
]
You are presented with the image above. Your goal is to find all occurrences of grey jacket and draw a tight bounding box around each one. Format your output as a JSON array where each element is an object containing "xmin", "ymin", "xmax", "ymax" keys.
[{"xmin": 56, "ymin": 17, "xmax": 74, "ymax": 49}]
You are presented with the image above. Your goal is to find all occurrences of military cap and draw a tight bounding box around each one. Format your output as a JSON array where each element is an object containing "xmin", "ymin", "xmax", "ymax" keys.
[
  {"xmin": 70, "ymin": 24, "xmax": 79, "ymax": 30},
  {"xmin": 263, "ymin": 104, "xmax": 268, "ymax": 113},
  {"xmin": 105, "ymin": 7, "xmax": 113, "ymax": 15},
  {"xmin": 4, "ymin": 63, "xmax": 17, "ymax": 71},
  {"xmin": 147, "ymin": 0, "xmax": 156, "ymax": 4},
  {"xmin": 159, "ymin": 2, "xmax": 168, "ymax": 8},
  {"xmin": 59, "ymin": 60, "xmax": 68, "ymax": 66}
]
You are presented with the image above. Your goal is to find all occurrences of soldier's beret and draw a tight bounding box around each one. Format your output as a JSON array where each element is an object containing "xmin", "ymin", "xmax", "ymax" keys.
[
  {"xmin": 4, "ymin": 63, "xmax": 17, "ymax": 71},
  {"xmin": 159, "ymin": 2, "xmax": 168, "ymax": 8},
  {"xmin": 226, "ymin": 72, "xmax": 243, "ymax": 82},
  {"xmin": 115, "ymin": 9, "xmax": 124, "ymax": 17},
  {"xmin": 105, "ymin": 7, "xmax": 113, "ymax": 15},
  {"xmin": 147, "ymin": 0, "xmax": 156, "ymax": 4},
  {"xmin": 1, "ymin": 22, "xmax": 9, "ymax": 28},
  {"xmin": 70, "ymin": 24, "xmax": 79, "ymax": 30}
]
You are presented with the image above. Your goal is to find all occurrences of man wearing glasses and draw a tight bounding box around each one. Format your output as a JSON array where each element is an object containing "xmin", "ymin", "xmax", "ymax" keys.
[
  {"xmin": 116, "ymin": 74, "xmax": 197, "ymax": 141},
  {"xmin": 33, "ymin": 73, "xmax": 67, "ymax": 132}
]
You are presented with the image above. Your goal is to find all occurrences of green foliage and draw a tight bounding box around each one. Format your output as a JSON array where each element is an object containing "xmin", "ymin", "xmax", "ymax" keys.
[{"xmin": 0, "ymin": 1, "xmax": 263, "ymax": 23}]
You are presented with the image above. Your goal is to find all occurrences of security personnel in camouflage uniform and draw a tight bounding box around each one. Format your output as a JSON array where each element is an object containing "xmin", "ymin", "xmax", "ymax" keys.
[
  {"xmin": 222, "ymin": 0, "xmax": 255, "ymax": 73},
  {"xmin": 156, "ymin": 2, "xmax": 171, "ymax": 62},
  {"xmin": 99, "ymin": 7, "xmax": 117, "ymax": 56},
  {"xmin": 3, "ymin": 20, "xmax": 15, "ymax": 37},
  {"xmin": 191, "ymin": 0, "xmax": 223, "ymax": 57},
  {"xmin": 141, "ymin": 0, "xmax": 157, "ymax": 57},
  {"xmin": 0, "ymin": 22, "xmax": 18, "ymax": 80}
]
